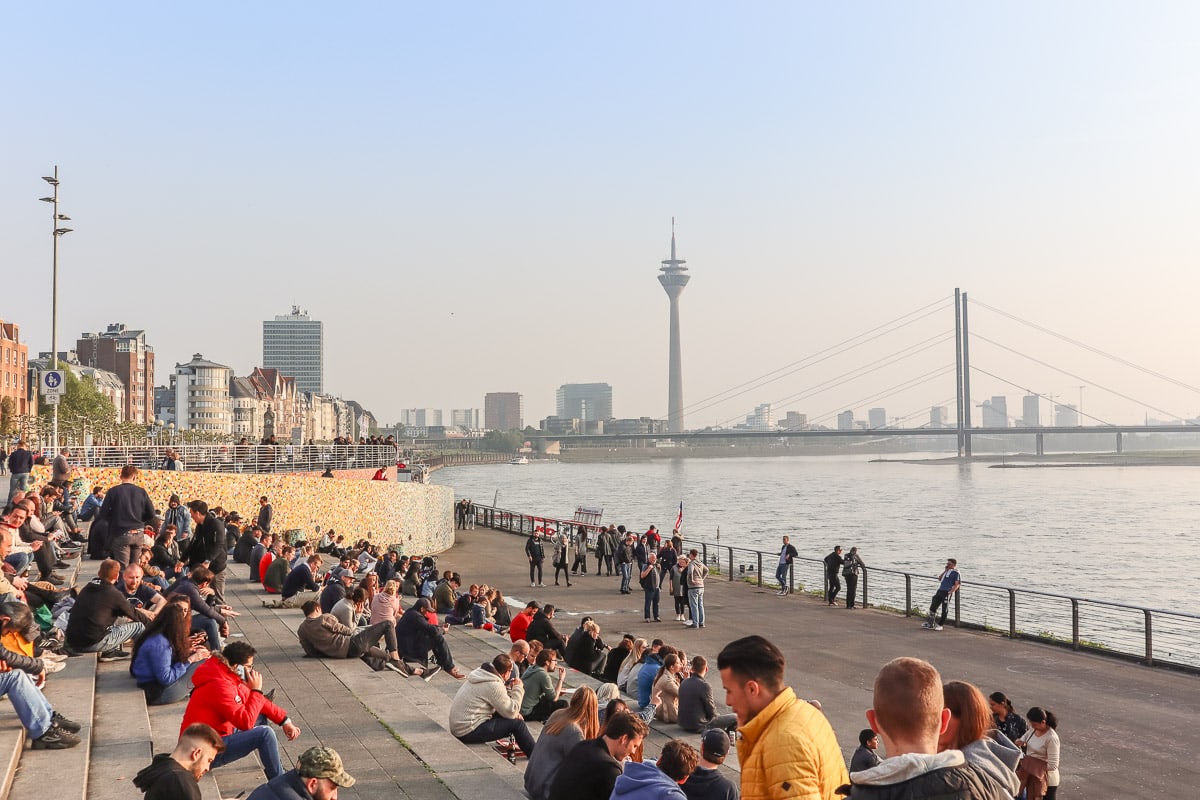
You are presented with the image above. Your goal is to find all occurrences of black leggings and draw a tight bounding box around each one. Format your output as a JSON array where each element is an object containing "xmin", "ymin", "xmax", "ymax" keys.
[
  {"xmin": 674, "ymin": 595, "xmax": 687, "ymax": 615},
  {"xmin": 554, "ymin": 563, "xmax": 570, "ymax": 584}
]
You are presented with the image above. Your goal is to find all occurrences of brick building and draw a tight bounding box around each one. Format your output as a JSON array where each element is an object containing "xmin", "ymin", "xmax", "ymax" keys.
[
  {"xmin": 0, "ymin": 319, "xmax": 32, "ymax": 417},
  {"xmin": 75, "ymin": 323, "xmax": 155, "ymax": 424}
]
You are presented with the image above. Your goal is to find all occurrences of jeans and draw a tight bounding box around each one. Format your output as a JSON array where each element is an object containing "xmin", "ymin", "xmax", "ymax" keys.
[
  {"xmin": 112, "ymin": 530, "xmax": 144, "ymax": 571},
  {"xmin": 643, "ymin": 586, "xmax": 660, "ymax": 620},
  {"xmin": 0, "ymin": 669, "xmax": 53, "ymax": 739},
  {"xmin": 4, "ymin": 553, "xmax": 31, "ymax": 575},
  {"xmin": 775, "ymin": 562, "xmax": 789, "ymax": 590},
  {"xmin": 212, "ymin": 725, "xmax": 283, "ymax": 779},
  {"xmin": 928, "ymin": 590, "xmax": 950, "ymax": 624},
  {"xmin": 457, "ymin": 714, "xmax": 536, "ymax": 756},
  {"xmin": 144, "ymin": 660, "xmax": 201, "ymax": 705},
  {"xmin": 9, "ymin": 473, "xmax": 31, "ymax": 497},
  {"xmin": 845, "ymin": 573, "xmax": 859, "ymax": 608},
  {"xmin": 826, "ymin": 573, "xmax": 841, "ymax": 604},
  {"xmin": 688, "ymin": 587, "xmax": 705, "ymax": 627},
  {"xmin": 74, "ymin": 621, "xmax": 145, "ymax": 653},
  {"xmin": 348, "ymin": 621, "xmax": 398, "ymax": 658},
  {"xmin": 192, "ymin": 615, "xmax": 222, "ymax": 651},
  {"xmin": 618, "ymin": 562, "xmax": 632, "ymax": 592}
]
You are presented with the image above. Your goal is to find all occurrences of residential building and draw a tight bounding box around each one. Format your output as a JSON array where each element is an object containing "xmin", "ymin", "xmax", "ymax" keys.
[
  {"xmin": 780, "ymin": 411, "xmax": 808, "ymax": 431},
  {"xmin": 484, "ymin": 392, "xmax": 523, "ymax": 431},
  {"xmin": 540, "ymin": 416, "xmax": 580, "ymax": 435},
  {"xmin": 248, "ymin": 367, "xmax": 305, "ymax": 442},
  {"xmin": 837, "ymin": 410, "xmax": 854, "ymax": 431},
  {"xmin": 556, "ymin": 383, "xmax": 613, "ymax": 422},
  {"xmin": 75, "ymin": 323, "xmax": 155, "ymax": 425},
  {"xmin": 1022, "ymin": 395, "xmax": 1040, "ymax": 428},
  {"xmin": 173, "ymin": 354, "xmax": 232, "ymax": 433},
  {"xmin": 0, "ymin": 320, "xmax": 32, "ymax": 417},
  {"xmin": 262, "ymin": 306, "xmax": 324, "ymax": 395},
  {"xmin": 154, "ymin": 386, "xmax": 175, "ymax": 428},
  {"xmin": 1055, "ymin": 403, "xmax": 1079, "ymax": 427},
  {"xmin": 868, "ymin": 407, "xmax": 887, "ymax": 429},
  {"xmin": 31, "ymin": 351, "xmax": 125, "ymax": 417}
]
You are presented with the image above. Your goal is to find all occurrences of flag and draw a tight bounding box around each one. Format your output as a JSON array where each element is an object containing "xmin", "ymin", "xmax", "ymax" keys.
[
  {"xmin": 673, "ymin": 501, "xmax": 683, "ymax": 533},
  {"xmin": 358, "ymin": 413, "xmax": 369, "ymax": 434}
]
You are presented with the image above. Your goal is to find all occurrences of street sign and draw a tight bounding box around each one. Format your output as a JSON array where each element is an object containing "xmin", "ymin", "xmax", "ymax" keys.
[
  {"xmin": 40, "ymin": 370, "xmax": 65, "ymax": 398},
  {"xmin": 43, "ymin": 393, "xmax": 61, "ymax": 406}
]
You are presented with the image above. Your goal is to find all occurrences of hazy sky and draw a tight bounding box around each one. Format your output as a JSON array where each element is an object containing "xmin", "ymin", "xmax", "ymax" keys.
[{"xmin": 5, "ymin": 3, "xmax": 1200, "ymax": 428}]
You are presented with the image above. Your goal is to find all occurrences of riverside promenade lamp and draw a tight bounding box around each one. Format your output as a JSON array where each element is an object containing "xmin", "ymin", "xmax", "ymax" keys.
[{"xmin": 40, "ymin": 167, "xmax": 73, "ymax": 453}]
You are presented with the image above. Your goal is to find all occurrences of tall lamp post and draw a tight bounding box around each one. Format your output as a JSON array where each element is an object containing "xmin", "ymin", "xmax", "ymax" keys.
[{"xmin": 39, "ymin": 167, "xmax": 72, "ymax": 453}]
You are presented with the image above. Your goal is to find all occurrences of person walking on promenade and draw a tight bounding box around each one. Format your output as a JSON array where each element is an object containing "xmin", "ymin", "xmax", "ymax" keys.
[
  {"xmin": 256, "ymin": 496, "xmax": 273, "ymax": 535},
  {"xmin": 717, "ymin": 635, "xmax": 847, "ymax": 800},
  {"xmin": 616, "ymin": 529, "xmax": 636, "ymax": 594},
  {"xmin": 640, "ymin": 553, "xmax": 662, "ymax": 623},
  {"xmin": 6, "ymin": 440, "xmax": 33, "ymax": 497},
  {"xmin": 684, "ymin": 549, "xmax": 708, "ymax": 629},
  {"xmin": 526, "ymin": 530, "xmax": 546, "ymax": 587},
  {"xmin": 594, "ymin": 525, "xmax": 611, "ymax": 576},
  {"xmin": 823, "ymin": 546, "xmax": 843, "ymax": 606},
  {"xmin": 775, "ymin": 536, "xmax": 798, "ymax": 596},
  {"xmin": 922, "ymin": 558, "xmax": 961, "ymax": 631},
  {"xmin": 842, "ymin": 546, "xmax": 865, "ymax": 609},
  {"xmin": 553, "ymin": 533, "xmax": 572, "ymax": 587},
  {"xmin": 571, "ymin": 526, "xmax": 589, "ymax": 575}
]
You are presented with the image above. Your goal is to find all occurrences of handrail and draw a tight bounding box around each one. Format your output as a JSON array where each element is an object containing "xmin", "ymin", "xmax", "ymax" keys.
[
  {"xmin": 52, "ymin": 444, "xmax": 398, "ymax": 475},
  {"xmin": 465, "ymin": 501, "xmax": 1200, "ymax": 672}
]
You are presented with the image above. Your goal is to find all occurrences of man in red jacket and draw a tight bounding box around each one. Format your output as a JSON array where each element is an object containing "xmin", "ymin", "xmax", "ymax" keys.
[{"xmin": 179, "ymin": 641, "xmax": 301, "ymax": 779}]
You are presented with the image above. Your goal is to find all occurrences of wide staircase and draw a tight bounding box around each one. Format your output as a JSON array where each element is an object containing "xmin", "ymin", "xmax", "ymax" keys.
[{"xmin": 1, "ymin": 550, "xmax": 740, "ymax": 800}]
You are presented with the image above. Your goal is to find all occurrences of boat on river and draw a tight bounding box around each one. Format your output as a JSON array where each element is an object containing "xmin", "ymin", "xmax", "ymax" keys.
[{"xmin": 508, "ymin": 455, "xmax": 530, "ymax": 465}]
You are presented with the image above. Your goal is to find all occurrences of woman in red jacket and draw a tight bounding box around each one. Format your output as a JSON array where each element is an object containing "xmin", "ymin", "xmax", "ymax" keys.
[{"xmin": 179, "ymin": 641, "xmax": 301, "ymax": 779}]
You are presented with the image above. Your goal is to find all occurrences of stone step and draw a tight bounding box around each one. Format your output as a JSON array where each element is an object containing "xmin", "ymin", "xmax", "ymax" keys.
[{"xmin": 85, "ymin": 659, "xmax": 155, "ymax": 800}]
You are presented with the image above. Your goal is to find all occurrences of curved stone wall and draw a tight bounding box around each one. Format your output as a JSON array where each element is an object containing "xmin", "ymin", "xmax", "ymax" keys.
[{"xmin": 33, "ymin": 466, "xmax": 454, "ymax": 556}]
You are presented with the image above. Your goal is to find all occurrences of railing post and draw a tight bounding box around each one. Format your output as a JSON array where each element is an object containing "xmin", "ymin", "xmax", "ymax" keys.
[
  {"xmin": 1008, "ymin": 589, "xmax": 1016, "ymax": 638},
  {"xmin": 1145, "ymin": 610, "xmax": 1153, "ymax": 666},
  {"xmin": 727, "ymin": 547, "xmax": 733, "ymax": 582},
  {"xmin": 756, "ymin": 551, "xmax": 762, "ymax": 587},
  {"xmin": 954, "ymin": 591, "xmax": 961, "ymax": 627},
  {"xmin": 702, "ymin": 543, "xmax": 707, "ymax": 567},
  {"xmin": 861, "ymin": 567, "xmax": 868, "ymax": 607},
  {"xmin": 904, "ymin": 574, "xmax": 912, "ymax": 617},
  {"xmin": 1071, "ymin": 599, "xmax": 1079, "ymax": 650}
]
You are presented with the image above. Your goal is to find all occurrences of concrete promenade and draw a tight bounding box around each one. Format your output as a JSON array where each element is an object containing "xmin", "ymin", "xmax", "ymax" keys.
[{"xmin": 442, "ymin": 527, "xmax": 1198, "ymax": 798}]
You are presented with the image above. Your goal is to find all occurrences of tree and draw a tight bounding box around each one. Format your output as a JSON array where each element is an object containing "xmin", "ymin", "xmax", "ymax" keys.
[
  {"xmin": 39, "ymin": 369, "xmax": 119, "ymax": 445},
  {"xmin": 481, "ymin": 430, "xmax": 522, "ymax": 453},
  {"xmin": 0, "ymin": 397, "xmax": 15, "ymax": 436}
]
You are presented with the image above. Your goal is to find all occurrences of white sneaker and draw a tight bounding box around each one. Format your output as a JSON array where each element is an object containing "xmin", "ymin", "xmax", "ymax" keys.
[
  {"xmin": 530, "ymin": 582, "xmax": 536, "ymax": 587},
  {"xmin": 920, "ymin": 621, "xmax": 933, "ymax": 629},
  {"xmin": 537, "ymin": 583, "xmax": 546, "ymax": 587},
  {"xmin": 42, "ymin": 659, "xmax": 65, "ymax": 674},
  {"xmin": 932, "ymin": 624, "xmax": 944, "ymax": 631}
]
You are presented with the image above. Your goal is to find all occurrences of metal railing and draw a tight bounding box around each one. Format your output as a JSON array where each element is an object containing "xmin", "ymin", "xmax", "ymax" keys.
[
  {"xmin": 467, "ymin": 502, "xmax": 1200, "ymax": 672},
  {"xmin": 58, "ymin": 444, "xmax": 398, "ymax": 475}
]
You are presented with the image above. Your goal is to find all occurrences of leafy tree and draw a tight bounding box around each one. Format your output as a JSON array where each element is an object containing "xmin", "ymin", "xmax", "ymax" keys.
[
  {"xmin": 39, "ymin": 369, "xmax": 118, "ymax": 444},
  {"xmin": 0, "ymin": 397, "xmax": 15, "ymax": 436},
  {"xmin": 482, "ymin": 429, "xmax": 522, "ymax": 452}
]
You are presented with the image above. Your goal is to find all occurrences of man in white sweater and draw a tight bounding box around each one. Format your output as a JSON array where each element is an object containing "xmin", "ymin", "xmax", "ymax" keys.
[{"xmin": 448, "ymin": 653, "xmax": 535, "ymax": 756}]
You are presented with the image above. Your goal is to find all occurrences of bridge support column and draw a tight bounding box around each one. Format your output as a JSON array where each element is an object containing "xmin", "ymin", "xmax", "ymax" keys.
[
  {"xmin": 1036, "ymin": 432, "xmax": 1044, "ymax": 457},
  {"xmin": 1116, "ymin": 431, "xmax": 1123, "ymax": 455}
]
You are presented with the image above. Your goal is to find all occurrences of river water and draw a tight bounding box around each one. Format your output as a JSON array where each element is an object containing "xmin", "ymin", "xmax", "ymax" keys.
[{"xmin": 434, "ymin": 455, "xmax": 1200, "ymax": 663}]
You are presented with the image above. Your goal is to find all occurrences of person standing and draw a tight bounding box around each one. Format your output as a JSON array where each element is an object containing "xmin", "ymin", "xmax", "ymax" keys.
[
  {"xmin": 51, "ymin": 447, "xmax": 74, "ymax": 488},
  {"xmin": 552, "ymin": 534, "xmax": 572, "ymax": 587},
  {"xmin": 256, "ymin": 496, "xmax": 273, "ymax": 535},
  {"xmin": 526, "ymin": 531, "xmax": 546, "ymax": 587},
  {"xmin": 571, "ymin": 526, "xmax": 589, "ymax": 575},
  {"xmin": 922, "ymin": 558, "xmax": 961, "ymax": 631},
  {"xmin": 186, "ymin": 501, "xmax": 228, "ymax": 604},
  {"xmin": 684, "ymin": 549, "xmax": 708, "ymax": 629},
  {"xmin": 6, "ymin": 440, "xmax": 33, "ymax": 497},
  {"xmin": 616, "ymin": 529, "xmax": 636, "ymax": 594},
  {"xmin": 97, "ymin": 465, "xmax": 158, "ymax": 570},
  {"xmin": 842, "ymin": 547, "xmax": 865, "ymax": 609},
  {"xmin": 775, "ymin": 536, "xmax": 798, "ymax": 596},
  {"xmin": 639, "ymin": 553, "xmax": 662, "ymax": 623},
  {"xmin": 593, "ymin": 525, "xmax": 610, "ymax": 576},
  {"xmin": 717, "ymin": 636, "xmax": 847, "ymax": 800},
  {"xmin": 823, "ymin": 546, "xmax": 843, "ymax": 606}
]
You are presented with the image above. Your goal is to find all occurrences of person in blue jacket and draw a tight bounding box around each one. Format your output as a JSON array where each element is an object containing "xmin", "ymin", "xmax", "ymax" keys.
[
  {"xmin": 130, "ymin": 598, "xmax": 211, "ymax": 704},
  {"xmin": 636, "ymin": 643, "xmax": 665, "ymax": 709},
  {"xmin": 610, "ymin": 738, "xmax": 697, "ymax": 800}
]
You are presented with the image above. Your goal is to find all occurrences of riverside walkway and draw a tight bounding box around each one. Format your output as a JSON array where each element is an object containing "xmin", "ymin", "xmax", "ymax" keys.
[{"xmin": 444, "ymin": 527, "xmax": 1197, "ymax": 798}]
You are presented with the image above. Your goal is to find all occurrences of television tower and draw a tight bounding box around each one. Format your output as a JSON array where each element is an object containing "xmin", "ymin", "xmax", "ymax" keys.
[{"xmin": 659, "ymin": 218, "xmax": 690, "ymax": 433}]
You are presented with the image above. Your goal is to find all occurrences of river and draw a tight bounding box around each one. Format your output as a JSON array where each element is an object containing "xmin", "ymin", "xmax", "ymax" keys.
[{"xmin": 434, "ymin": 455, "xmax": 1200, "ymax": 663}]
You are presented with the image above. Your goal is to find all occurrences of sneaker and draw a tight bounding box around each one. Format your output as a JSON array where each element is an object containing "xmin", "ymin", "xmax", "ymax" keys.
[
  {"xmin": 537, "ymin": 583, "xmax": 546, "ymax": 587},
  {"xmin": 51, "ymin": 712, "xmax": 81, "ymax": 733},
  {"xmin": 98, "ymin": 649, "xmax": 130, "ymax": 662},
  {"xmin": 530, "ymin": 582, "xmax": 536, "ymax": 587},
  {"xmin": 44, "ymin": 575, "xmax": 65, "ymax": 585},
  {"xmin": 41, "ymin": 659, "xmax": 65, "ymax": 673},
  {"xmin": 920, "ymin": 622, "xmax": 933, "ymax": 629},
  {"xmin": 32, "ymin": 727, "xmax": 80, "ymax": 749},
  {"xmin": 39, "ymin": 651, "xmax": 68, "ymax": 663},
  {"xmin": 932, "ymin": 624, "xmax": 944, "ymax": 631},
  {"xmin": 448, "ymin": 668, "xmax": 465, "ymax": 679},
  {"xmin": 422, "ymin": 665, "xmax": 442, "ymax": 682},
  {"xmin": 683, "ymin": 623, "xmax": 697, "ymax": 629},
  {"xmin": 384, "ymin": 661, "xmax": 412, "ymax": 678}
]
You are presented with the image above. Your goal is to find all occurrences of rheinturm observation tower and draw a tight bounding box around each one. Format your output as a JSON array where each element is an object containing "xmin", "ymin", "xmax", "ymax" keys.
[{"xmin": 658, "ymin": 219, "xmax": 690, "ymax": 433}]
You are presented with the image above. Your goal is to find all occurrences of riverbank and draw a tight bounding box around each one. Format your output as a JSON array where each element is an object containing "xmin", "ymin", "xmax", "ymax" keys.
[{"xmin": 876, "ymin": 451, "xmax": 1200, "ymax": 466}]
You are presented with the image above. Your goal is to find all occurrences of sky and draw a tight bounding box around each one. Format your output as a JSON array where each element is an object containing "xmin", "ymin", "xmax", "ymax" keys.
[{"xmin": 5, "ymin": 3, "xmax": 1200, "ymax": 428}]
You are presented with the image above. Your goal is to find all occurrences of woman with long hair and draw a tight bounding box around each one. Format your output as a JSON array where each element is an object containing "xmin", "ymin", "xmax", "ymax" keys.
[
  {"xmin": 130, "ymin": 598, "xmax": 210, "ymax": 705},
  {"xmin": 552, "ymin": 534, "xmax": 572, "ymax": 587},
  {"xmin": 616, "ymin": 638, "xmax": 646, "ymax": 693},
  {"xmin": 524, "ymin": 687, "xmax": 599, "ymax": 800},
  {"xmin": 371, "ymin": 579, "xmax": 402, "ymax": 626},
  {"xmin": 652, "ymin": 653, "xmax": 682, "ymax": 723},
  {"xmin": 401, "ymin": 559, "xmax": 422, "ymax": 597},
  {"xmin": 1017, "ymin": 707, "xmax": 1061, "ymax": 800},
  {"xmin": 359, "ymin": 572, "xmax": 379, "ymax": 608},
  {"xmin": 988, "ymin": 690, "xmax": 1028, "ymax": 743},
  {"xmin": 491, "ymin": 588, "xmax": 512, "ymax": 627},
  {"xmin": 939, "ymin": 681, "xmax": 1021, "ymax": 796}
]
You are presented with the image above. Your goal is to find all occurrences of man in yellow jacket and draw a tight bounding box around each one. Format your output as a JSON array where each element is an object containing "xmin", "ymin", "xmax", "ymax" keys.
[{"xmin": 718, "ymin": 635, "xmax": 848, "ymax": 800}]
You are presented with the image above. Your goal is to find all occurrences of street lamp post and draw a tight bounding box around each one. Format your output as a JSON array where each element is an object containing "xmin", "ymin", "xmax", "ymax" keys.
[{"xmin": 39, "ymin": 167, "xmax": 72, "ymax": 454}]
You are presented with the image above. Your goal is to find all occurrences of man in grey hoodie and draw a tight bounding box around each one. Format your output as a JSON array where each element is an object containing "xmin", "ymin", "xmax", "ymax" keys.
[{"xmin": 847, "ymin": 657, "xmax": 1013, "ymax": 799}]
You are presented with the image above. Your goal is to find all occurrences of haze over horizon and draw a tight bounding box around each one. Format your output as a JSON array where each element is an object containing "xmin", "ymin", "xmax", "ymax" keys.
[{"xmin": 5, "ymin": 3, "xmax": 1200, "ymax": 429}]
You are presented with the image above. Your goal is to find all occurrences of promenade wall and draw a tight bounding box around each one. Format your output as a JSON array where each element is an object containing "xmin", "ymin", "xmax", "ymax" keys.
[{"xmin": 31, "ymin": 465, "xmax": 455, "ymax": 554}]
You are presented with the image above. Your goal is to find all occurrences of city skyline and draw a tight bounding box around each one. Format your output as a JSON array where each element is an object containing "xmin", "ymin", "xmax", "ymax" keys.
[{"xmin": 6, "ymin": 5, "xmax": 1200, "ymax": 427}]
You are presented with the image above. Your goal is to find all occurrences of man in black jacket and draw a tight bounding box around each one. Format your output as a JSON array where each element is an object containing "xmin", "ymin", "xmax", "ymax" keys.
[
  {"xmin": 525, "ymin": 604, "xmax": 567, "ymax": 657},
  {"xmin": 548, "ymin": 711, "xmax": 648, "ymax": 800},
  {"xmin": 525, "ymin": 531, "xmax": 545, "ymax": 587},
  {"xmin": 395, "ymin": 599, "xmax": 463, "ymax": 678},
  {"xmin": 133, "ymin": 723, "xmax": 226, "ymax": 800},
  {"xmin": 65, "ymin": 558, "xmax": 150, "ymax": 660},
  {"xmin": 186, "ymin": 501, "xmax": 229, "ymax": 603},
  {"xmin": 98, "ymin": 465, "xmax": 157, "ymax": 569},
  {"xmin": 257, "ymin": 496, "xmax": 273, "ymax": 534}
]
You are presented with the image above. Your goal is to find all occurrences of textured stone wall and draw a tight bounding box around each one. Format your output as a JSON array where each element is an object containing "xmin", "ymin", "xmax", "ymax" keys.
[{"xmin": 33, "ymin": 466, "xmax": 454, "ymax": 555}]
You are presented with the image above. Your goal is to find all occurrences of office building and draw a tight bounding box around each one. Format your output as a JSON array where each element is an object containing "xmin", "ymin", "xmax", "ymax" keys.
[
  {"xmin": 837, "ymin": 410, "xmax": 854, "ymax": 430},
  {"xmin": 401, "ymin": 408, "xmax": 443, "ymax": 428},
  {"xmin": 745, "ymin": 403, "xmax": 774, "ymax": 431},
  {"xmin": 484, "ymin": 392, "xmax": 523, "ymax": 431},
  {"xmin": 450, "ymin": 408, "xmax": 480, "ymax": 429},
  {"xmin": 868, "ymin": 407, "xmax": 887, "ymax": 429},
  {"xmin": 1055, "ymin": 403, "xmax": 1079, "ymax": 427},
  {"xmin": 1022, "ymin": 395, "xmax": 1040, "ymax": 428},
  {"xmin": 981, "ymin": 396, "xmax": 1008, "ymax": 428},
  {"xmin": 262, "ymin": 306, "xmax": 324, "ymax": 395},
  {"xmin": 173, "ymin": 353, "xmax": 232, "ymax": 433},
  {"xmin": 0, "ymin": 320, "xmax": 31, "ymax": 418},
  {"xmin": 781, "ymin": 411, "xmax": 808, "ymax": 431},
  {"xmin": 556, "ymin": 383, "xmax": 613, "ymax": 422},
  {"xmin": 929, "ymin": 406, "xmax": 946, "ymax": 429},
  {"xmin": 75, "ymin": 323, "xmax": 155, "ymax": 425}
]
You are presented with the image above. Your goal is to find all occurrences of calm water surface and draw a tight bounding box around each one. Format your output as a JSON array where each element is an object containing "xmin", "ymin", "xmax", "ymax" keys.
[{"xmin": 435, "ymin": 455, "xmax": 1200, "ymax": 615}]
